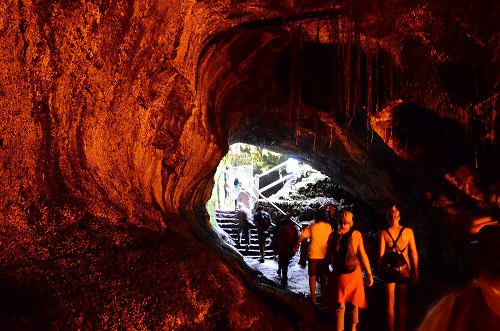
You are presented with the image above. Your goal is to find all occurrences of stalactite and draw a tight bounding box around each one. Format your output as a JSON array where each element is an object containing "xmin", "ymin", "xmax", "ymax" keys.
[
  {"xmin": 295, "ymin": 16, "xmax": 303, "ymax": 146},
  {"xmin": 337, "ymin": 20, "xmax": 343, "ymax": 128},
  {"xmin": 289, "ymin": 24, "xmax": 298, "ymax": 124},
  {"xmin": 351, "ymin": 28, "xmax": 361, "ymax": 131},
  {"xmin": 315, "ymin": 18, "xmax": 320, "ymax": 43},
  {"xmin": 475, "ymin": 143, "xmax": 479, "ymax": 169},
  {"xmin": 384, "ymin": 54, "xmax": 388, "ymax": 106},
  {"xmin": 329, "ymin": 127, "xmax": 333, "ymax": 148},
  {"xmin": 329, "ymin": 17, "xmax": 338, "ymax": 146},
  {"xmin": 344, "ymin": 43, "xmax": 351, "ymax": 132},
  {"xmin": 388, "ymin": 37, "xmax": 394, "ymax": 100},
  {"xmin": 366, "ymin": 51, "xmax": 373, "ymax": 149},
  {"xmin": 314, "ymin": 18, "xmax": 320, "ymax": 152},
  {"xmin": 375, "ymin": 51, "xmax": 379, "ymax": 113},
  {"xmin": 492, "ymin": 90, "xmax": 498, "ymax": 143}
]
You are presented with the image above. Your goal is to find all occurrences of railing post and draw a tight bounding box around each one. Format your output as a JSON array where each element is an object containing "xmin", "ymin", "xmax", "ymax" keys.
[{"xmin": 254, "ymin": 174, "xmax": 260, "ymax": 196}]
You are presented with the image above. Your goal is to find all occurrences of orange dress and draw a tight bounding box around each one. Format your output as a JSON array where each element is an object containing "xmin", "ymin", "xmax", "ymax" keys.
[{"xmin": 328, "ymin": 264, "xmax": 367, "ymax": 308}]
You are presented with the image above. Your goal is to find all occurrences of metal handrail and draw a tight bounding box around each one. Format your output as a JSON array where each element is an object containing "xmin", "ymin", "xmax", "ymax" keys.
[
  {"xmin": 255, "ymin": 160, "xmax": 289, "ymax": 178},
  {"xmin": 246, "ymin": 186, "xmax": 301, "ymax": 227},
  {"xmin": 258, "ymin": 173, "xmax": 295, "ymax": 193}
]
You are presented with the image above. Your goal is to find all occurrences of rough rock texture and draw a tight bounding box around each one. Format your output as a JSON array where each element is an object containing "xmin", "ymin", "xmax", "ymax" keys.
[{"xmin": 0, "ymin": 0, "xmax": 498, "ymax": 330}]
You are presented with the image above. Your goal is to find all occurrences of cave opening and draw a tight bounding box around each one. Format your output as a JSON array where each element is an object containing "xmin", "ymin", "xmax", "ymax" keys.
[
  {"xmin": 205, "ymin": 143, "xmax": 315, "ymax": 295},
  {"xmin": 198, "ymin": 21, "xmax": 407, "ymax": 301},
  {"xmin": 205, "ymin": 142, "xmax": 382, "ymax": 297}
]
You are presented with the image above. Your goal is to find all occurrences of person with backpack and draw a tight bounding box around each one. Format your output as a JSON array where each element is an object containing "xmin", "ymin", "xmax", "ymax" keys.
[
  {"xmin": 235, "ymin": 202, "xmax": 254, "ymax": 250},
  {"xmin": 325, "ymin": 210, "xmax": 373, "ymax": 331},
  {"xmin": 253, "ymin": 206, "xmax": 273, "ymax": 263},
  {"xmin": 271, "ymin": 213, "xmax": 299, "ymax": 287},
  {"xmin": 378, "ymin": 205, "xmax": 419, "ymax": 331}
]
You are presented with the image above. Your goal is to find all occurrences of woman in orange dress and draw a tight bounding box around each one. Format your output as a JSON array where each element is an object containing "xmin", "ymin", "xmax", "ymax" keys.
[{"xmin": 327, "ymin": 210, "xmax": 373, "ymax": 331}]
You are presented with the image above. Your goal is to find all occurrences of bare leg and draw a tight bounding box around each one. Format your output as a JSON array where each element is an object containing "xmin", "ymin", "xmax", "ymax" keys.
[
  {"xmin": 396, "ymin": 284, "xmax": 408, "ymax": 331},
  {"xmin": 385, "ymin": 283, "xmax": 396, "ymax": 331},
  {"xmin": 335, "ymin": 303, "xmax": 345, "ymax": 331},
  {"xmin": 346, "ymin": 302, "xmax": 358, "ymax": 331},
  {"xmin": 309, "ymin": 275, "xmax": 317, "ymax": 303}
]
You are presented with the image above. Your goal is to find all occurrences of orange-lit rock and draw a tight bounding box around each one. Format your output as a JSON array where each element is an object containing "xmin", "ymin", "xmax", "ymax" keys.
[{"xmin": 0, "ymin": 0, "xmax": 498, "ymax": 329}]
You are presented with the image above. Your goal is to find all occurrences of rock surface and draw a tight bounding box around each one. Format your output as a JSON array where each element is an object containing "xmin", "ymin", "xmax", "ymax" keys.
[{"xmin": 0, "ymin": 0, "xmax": 498, "ymax": 330}]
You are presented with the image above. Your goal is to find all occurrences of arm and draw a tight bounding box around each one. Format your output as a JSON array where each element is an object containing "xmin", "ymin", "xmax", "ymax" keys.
[
  {"xmin": 294, "ymin": 234, "xmax": 306, "ymax": 253},
  {"xmin": 408, "ymin": 228, "xmax": 419, "ymax": 284},
  {"xmin": 294, "ymin": 224, "xmax": 312, "ymax": 252},
  {"xmin": 377, "ymin": 231, "xmax": 386, "ymax": 272},
  {"xmin": 355, "ymin": 231, "xmax": 373, "ymax": 286},
  {"xmin": 325, "ymin": 232, "xmax": 335, "ymax": 265}
]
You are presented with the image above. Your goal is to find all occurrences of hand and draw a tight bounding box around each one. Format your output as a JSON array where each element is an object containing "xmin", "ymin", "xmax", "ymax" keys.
[
  {"xmin": 411, "ymin": 271, "xmax": 419, "ymax": 284},
  {"xmin": 366, "ymin": 274, "xmax": 374, "ymax": 287}
]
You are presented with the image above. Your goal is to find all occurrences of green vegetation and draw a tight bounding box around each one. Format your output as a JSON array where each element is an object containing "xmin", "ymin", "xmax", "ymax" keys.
[
  {"xmin": 208, "ymin": 143, "xmax": 356, "ymax": 221},
  {"xmin": 225, "ymin": 143, "xmax": 287, "ymax": 175}
]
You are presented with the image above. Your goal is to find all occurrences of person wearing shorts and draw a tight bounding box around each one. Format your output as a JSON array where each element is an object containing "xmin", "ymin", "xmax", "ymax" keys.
[{"xmin": 295, "ymin": 208, "xmax": 333, "ymax": 303}]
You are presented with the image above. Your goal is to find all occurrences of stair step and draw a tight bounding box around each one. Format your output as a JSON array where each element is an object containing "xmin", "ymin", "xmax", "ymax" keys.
[
  {"xmin": 214, "ymin": 214, "xmax": 277, "ymax": 257},
  {"xmin": 217, "ymin": 219, "xmax": 238, "ymax": 224}
]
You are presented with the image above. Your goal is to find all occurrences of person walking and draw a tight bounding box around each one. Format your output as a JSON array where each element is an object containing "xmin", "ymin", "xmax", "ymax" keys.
[
  {"xmin": 294, "ymin": 208, "xmax": 333, "ymax": 304},
  {"xmin": 378, "ymin": 205, "xmax": 419, "ymax": 331},
  {"xmin": 253, "ymin": 206, "xmax": 272, "ymax": 263},
  {"xmin": 235, "ymin": 203, "xmax": 253, "ymax": 250},
  {"xmin": 271, "ymin": 214, "xmax": 299, "ymax": 287},
  {"xmin": 326, "ymin": 210, "xmax": 374, "ymax": 331}
]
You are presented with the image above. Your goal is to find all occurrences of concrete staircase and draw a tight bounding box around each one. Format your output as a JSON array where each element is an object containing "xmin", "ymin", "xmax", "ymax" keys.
[{"xmin": 215, "ymin": 209, "xmax": 275, "ymax": 260}]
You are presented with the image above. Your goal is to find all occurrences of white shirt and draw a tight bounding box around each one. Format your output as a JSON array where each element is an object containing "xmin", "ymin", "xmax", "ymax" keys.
[{"xmin": 301, "ymin": 221, "xmax": 333, "ymax": 259}]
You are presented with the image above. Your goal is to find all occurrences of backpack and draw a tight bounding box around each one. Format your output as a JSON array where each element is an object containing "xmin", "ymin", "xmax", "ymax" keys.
[
  {"xmin": 271, "ymin": 221, "xmax": 298, "ymax": 255},
  {"xmin": 379, "ymin": 227, "xmax": 411, "ymax": 284},
  {"xmin": 330, "ymin": 230, "xmax": 358, "ymax": 274},
  {"xmin": 254, "ymin": 211, "xmax": 272, "ymax": 231}
]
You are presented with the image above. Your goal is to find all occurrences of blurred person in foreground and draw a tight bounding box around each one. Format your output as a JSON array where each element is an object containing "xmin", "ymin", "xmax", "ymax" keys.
[{"xmin": 417, "ymin": 223, "xmax": 500, "ymax": 331}]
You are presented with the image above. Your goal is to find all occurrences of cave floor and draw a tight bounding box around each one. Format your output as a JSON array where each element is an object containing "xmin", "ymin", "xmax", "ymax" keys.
[
  {"xmin": 244, "ymin": 254, "xmax": 427, "ymax": 331},
  {"xmin": 244, "ymin": 254, "xmax": 310, "ymax": 295}
]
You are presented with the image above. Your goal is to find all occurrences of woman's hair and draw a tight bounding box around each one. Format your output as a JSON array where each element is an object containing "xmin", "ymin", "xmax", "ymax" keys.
[
  {"xmin": 386, "ymin": 205, "xmax": 400, "ymax": 222},
  {"xmin": 339, "ymin": 210, "xmax": 354, "ymax": 226}
]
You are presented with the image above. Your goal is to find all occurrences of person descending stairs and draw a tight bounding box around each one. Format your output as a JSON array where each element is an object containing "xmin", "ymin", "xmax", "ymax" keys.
[{"xmin": 214, "ymin": 209, "xmax": 274, "ymax": 259}]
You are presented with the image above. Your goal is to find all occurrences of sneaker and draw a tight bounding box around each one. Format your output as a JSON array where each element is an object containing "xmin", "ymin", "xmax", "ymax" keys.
[
  {"xmin": 259, "ymin": 258, "xmax": 265, "ymax": 263},
  {"xmin": 277, "ymin": 268, "xmax": 282, "ymax": 276}
]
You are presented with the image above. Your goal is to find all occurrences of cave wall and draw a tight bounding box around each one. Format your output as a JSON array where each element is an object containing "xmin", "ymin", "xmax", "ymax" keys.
[{"xmin": 0, "ymin": 0, "xmax": 498, "ymax": 329}]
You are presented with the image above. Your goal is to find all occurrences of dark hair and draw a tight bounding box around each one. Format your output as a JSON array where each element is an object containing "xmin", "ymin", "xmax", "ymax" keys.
[
  {"xmin": 256, "ymin": 206, "xmax": 264, "ymax": 212},
  {"xmin": 315, "ymin": 208, "xmax": 328, "ymax": 222}
]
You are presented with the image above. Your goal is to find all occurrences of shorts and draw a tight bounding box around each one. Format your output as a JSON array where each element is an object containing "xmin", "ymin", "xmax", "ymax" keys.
[{"xmin": 308, "ymin": 258, "xmax": 328, "ymax": 277}]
